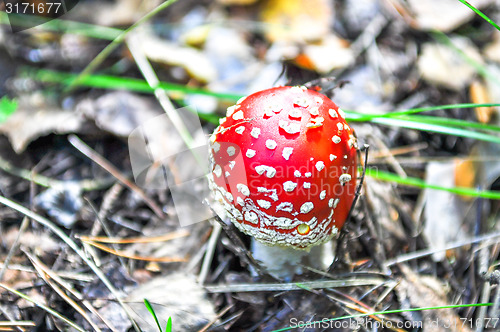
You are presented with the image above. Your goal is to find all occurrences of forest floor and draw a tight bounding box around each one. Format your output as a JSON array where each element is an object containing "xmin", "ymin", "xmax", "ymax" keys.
[{"xmin": 0, "ymin": 0, "xmax": 499, "ymax": 331}]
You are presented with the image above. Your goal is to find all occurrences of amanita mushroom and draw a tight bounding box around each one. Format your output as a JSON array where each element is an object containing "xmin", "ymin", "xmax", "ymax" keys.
[{"xmin": 208, "ymin": 86, "xmax": 358, "ymax": 279}]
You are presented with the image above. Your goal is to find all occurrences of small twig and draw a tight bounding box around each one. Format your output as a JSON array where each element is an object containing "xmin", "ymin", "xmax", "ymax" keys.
[
  {"xmin": 210, "ymin": 210, "xmax": 274, "ymax": 280},
  {"xmin": 384, "ymin": 231, "xmax": 500, "ymax": 267},
  {"xmin": 350, "ymin": 14, "xmax": 389, "ymax": 59},
  {"xmin": 78, "ymin": 230, "xmax": 189, "ymax": 244},
  {"xmin": 491, "ymin": 281, "xmax": 500, "ymax": 320},
  {"xmin": 476, "ymin": 277, "xmax": 491, "ymax": 332},
  {"xmin": 198, "ymin": 222, "xmax": 222, "ymax": 285},
  {"xmin": 0, "ymin": 282, "xmax": 86, "ymax": 332},
  {"xmin": 80, "ymin": 240, "xmax": 187, "ymax": 263},
  {"xmin": 215, "ymin": 309, "xmax": 244, "ymax": 330},
  {"xmin": 83, "ymin": 196, "xmax": 127, "ymax": 269},
  {"xmin": 369, "ymin": 142, "xmax": 428, "ymax": 160},
  {"xmin": 27, "ymin": 251, "xmax": 119, "ymax": 332},
  {"xmin": 90, "ymin": 183, "xmax": 123, "ymax": 240},
  {"xmin": 0, "ymin": 321, "xmax": 35, "ymax": 329},
  {"xmin": 330, "ymin": 144, "xmax": 369, "ymax": 272},
  {"xmin": 25, "ymin": 251, "xmax": 103, "ymax": 332},
  {"xmin": 204, "ymin": 277, "xmax": 388, "ymax": 293},
  {"xmin": 197, "ymin": 304, "xmax": 233, "ymax": 332},
  {"xmin": 0, "ymin": 154, "xmax": 114, "ymax": 191},
  {"xmin": 304, "ymin": 77, "xmax": 338, "ymax": 91},
  {"xmin": 348, "ymin": 144, "xmax": 369, "ymax": 221},
  {"xmin": 68, "ymin": 134, "xmax": 165, "ymax": 219},
  {"xmin": 0, "ymin": 262, "xmax": 94, "ymax": 282},
  {"xmin": 0, "ymin": 195, "xmax": 141, "ymax": 332},
  {"xmin": 322, "ymin": 290, "xmax": 406, "ymax": 332},
  {"xmin": 360, "ymin": 196, "xmax": 390, "ymax": 272},
  {"xmin": 369, "ymin": 135, "xmax": 406, "ymax": 178},
  {"xmin": 0, "ymin": 217, "xmax": 29, "ymax": 282},
  {"xmin": 374, "ymin": 280, "xmax": 399, "ymax": 308},
  {"xmin": 0, "ymin": 304, "xmax": 26, "ymax": 332}
]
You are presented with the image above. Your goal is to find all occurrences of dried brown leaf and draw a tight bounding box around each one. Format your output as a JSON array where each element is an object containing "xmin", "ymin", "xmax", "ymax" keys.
[
  {"xmin": 470, "ymin": 80, "xmax": 494, "ymax": 124},
  {"xmin": 126, "ymin": 273, "xmax": 216, "ymax": 331},
  {"xmin": 0, "ymin": 96, "xmax": 87, "ymax": 153},
  {"xmin": 396, "ymin": 265, "xmax": 472, "ymax": 332},
  {"xmin": 418, "ymin": 37, "xmax": 483, "ymax": 91},
  {"xmin": 405, "ymin": 0, "xmax": 494, "ymax": 32},
  {"xmin": 260, "ymin": 0, "xmax": 332, "ymax": 42}
]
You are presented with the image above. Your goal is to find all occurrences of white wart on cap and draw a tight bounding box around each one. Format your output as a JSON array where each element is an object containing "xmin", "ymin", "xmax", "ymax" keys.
[{"xmin": 208, "ymin": 86, "xmax": 358, "ymax": 249}]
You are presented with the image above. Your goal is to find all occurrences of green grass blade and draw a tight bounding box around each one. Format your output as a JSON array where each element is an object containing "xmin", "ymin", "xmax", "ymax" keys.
[
  {"xmin": 28, "ymin": 68, "xmax": 242, "ymax": 102},
  {"xmin": 143, "ymin": 299, "xmax": 163, "ymax": 332},
  {"xmin": 271, "ymin": 302, "xmax": 493, "ymax": 332},
  {"xmin": 346, "ymin": 112, "xmax": 500, "ymax": 144},
  {"xmin": 166, "ymin": 317, "xmax": 172, "ymax": 332},
  {"xmin": 66, "ymin": 0, "xmax": 180, "ymax": 92},
  {"xmin": 366, "ymin": 168, "xmax": 500, "ymax": 200},
  {"xmin": 398, "ymin": 114, "xmax": 500, "ymax": 134},
  {"xmin": 349, "ymin": 103, "xmax": 500, "ymax": 120},
  {"xmin": 350, "ymin": 110, "xmax": 500, "ymax": 137},
  {"xmin": 0, "ymin": 96, "xmax": 18, "ymax": 123},
  {"xmin": 0, "ymin": 12, "xmax": 121, "ymax": 40},
  {"xmin": 457, "ymin": 0, "xmax": 500, "ymax": 31},
  {"xmin": 28, "ymin": 67, "xmax": 500, "ymax": 140}
]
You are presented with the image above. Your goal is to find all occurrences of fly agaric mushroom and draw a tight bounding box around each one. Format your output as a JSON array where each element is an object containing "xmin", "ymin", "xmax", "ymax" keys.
[{"xmin": 208, "ymin": 86, "xmax": 358, "ymax": 278}]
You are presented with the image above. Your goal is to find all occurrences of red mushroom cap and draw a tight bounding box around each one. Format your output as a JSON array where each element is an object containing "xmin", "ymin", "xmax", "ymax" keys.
[{"xmin": 208, "ymin": 86, "xmax": 358, "ymax": 249}]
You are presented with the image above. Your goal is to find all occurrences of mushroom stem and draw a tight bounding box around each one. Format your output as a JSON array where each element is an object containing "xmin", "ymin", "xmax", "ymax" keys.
[{"xmin": 250, "ymin": 239, "xmax": 335, "ymax": 280}]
